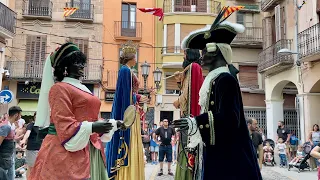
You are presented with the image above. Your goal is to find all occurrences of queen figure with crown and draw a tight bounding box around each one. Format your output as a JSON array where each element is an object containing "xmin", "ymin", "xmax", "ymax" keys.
[{"xmin": 105, "ymin": 41, "xmax": 148, "ymax": 180}]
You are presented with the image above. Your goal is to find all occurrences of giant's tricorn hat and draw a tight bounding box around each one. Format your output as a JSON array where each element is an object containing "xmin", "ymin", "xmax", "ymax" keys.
[{"xmin": 181, "ymin": 7, "xmax": 245, "ymax": 50}]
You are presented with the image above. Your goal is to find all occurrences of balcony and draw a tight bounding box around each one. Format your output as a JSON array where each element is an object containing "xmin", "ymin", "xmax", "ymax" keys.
[
  {"xmin": 163, "ymin": 0, "xmax": 221, "ymax": 14},
  {"xmin": 258, "ymin": 39, "xmax": 294, "ymax": 76},
  {"xmin": 261, "ymin": 0, "xmax": 284, "ymax": 12},
  {"xmin": 22, "ymin": 0, "xmax": 52, "ymax": 20},
  {"xmin": 0, "ymin": 2, "xmax": 16, "ymax": 39},
  {"xmin": 105, "ymin": 70, "xmax": 148, "ymax": 89},
  {"xmin": 298, "ymin": 23, "xmax": 320, "ymax": 62},
  {"xmin": 233, "ymin": 27, "xmax": 263, "ymax": 48},
  {"xmin": 5, "ymin": 61, "xmax": 102, "ymax": 83},
  {"xmin": 114, "ymin": 21, "xmax": 142, "ymax": 41},
  {"xmin": 65, "ymin": 2, "xmax": 94, "ymax": 22}
]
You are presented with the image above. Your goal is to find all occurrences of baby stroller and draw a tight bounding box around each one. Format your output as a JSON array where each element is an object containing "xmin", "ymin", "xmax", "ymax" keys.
[
  {"xmin": 288, "ymin": 142, "xmax": 312, "ymax": 173},
  {"xmin": 263, "ymin": 139, "xmax": 276, "ymax": 166}
]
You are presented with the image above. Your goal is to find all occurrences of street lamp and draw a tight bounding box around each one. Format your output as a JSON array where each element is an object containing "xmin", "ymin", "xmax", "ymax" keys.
[
  {"xmin": 153, "ymin": 67, "xmax": 162, "ymax": 90},
  {"xmin": 277, "ymin": 48, "xmax": 299, "ymax": 56},
  {"xmin": 140, "ymin": 61, "xmax": 151, "ymax": 94}
]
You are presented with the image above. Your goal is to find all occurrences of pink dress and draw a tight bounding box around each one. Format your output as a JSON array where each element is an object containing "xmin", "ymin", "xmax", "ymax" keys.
[{"xmin": 29, "ymin": 83, "xmax": 105, "ymax": 180}]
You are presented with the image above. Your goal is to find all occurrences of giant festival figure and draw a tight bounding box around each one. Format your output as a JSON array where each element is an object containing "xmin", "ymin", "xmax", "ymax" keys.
[
  {"xmin": 105, "ymin": 41, "xmax": 148, "ymax": 180},
  {"xmin": 30, "ymin": 42, "xmax": 120, "ymax": 180},
  {"xmin": 172, "ymin": 49, "xmax": 204, "ymax": 180},
  {"xmin": 173, "ymin": 8, "xmax": 263, "ymax": 180}
]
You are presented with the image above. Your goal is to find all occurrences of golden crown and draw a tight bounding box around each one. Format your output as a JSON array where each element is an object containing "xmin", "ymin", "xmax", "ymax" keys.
[{"xmin": 121, "ymin": 40, "xmax": 138, "ymax": 55}]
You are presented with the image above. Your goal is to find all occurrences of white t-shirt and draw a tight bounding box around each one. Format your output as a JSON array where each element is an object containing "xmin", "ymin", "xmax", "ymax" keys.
[
  {"xmin": 11, "ymin": 119, "xmax": 25, "ymax": 129},
  {"xmin": 277, "ymin": 143, "xmax": 286, "ymax": 154}
]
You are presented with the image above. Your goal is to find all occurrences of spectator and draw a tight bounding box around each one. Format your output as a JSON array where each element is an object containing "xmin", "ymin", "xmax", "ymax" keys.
[
  {"xmin": 276, "ymin": 121, "xmax": 291, "ymax": 160},
  {"xmin": 142, "ymin": 126, "xmax": 151, "ymax": 162},
  {"xmin": 247, "ymin": 118, "xmax": 263, "ymax": 170},
  {"xmin": 277, "ymin": 138, "xmax": 287, "ymax": 167},
  {"xmin": 14, "ymin": 151, "xmax": 26, "ymax": 178},
  {"xmin": 20, "ymin": 112, "xmax": 43, "ymax": 178},
  {"xmin": 308, "ymin": 124, "xmax": 320, "ymax": 169},
  {"xmin": 289, "ymin": 145, "xmax": 304, "ymax": 166},
  {"xmin": 258, "ymin": 128, "xmax": 266, "ymax": 141},
  {"xmin": 289, "ymin": 131, "xmax": 299, "ymax": 160},
  {"xmin": 150, "ymin": 124, "xmax": 159, "ymax": 165},
  {"xmin": 0, "ymin": 106, "xmax": 22, "ymax": 179},
  {"xmin": 171, "ymin": 130, "xmax": 178, "ymax": 165},
  {"xmin": 154, "ymin": 119, "xmax": 176, "ymax": 176}
]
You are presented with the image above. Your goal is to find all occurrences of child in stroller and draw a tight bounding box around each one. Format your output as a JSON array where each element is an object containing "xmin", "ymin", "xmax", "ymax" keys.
[
  {"xmin": 288, "ymin": 142, "xmax": 312, "ymax": 172},
  {"xmin": 263, "ymin": 142, "xmax": 273, "ymax": 163},
  {"xmin": 263, "ymin": 139, "xmax": 276, "ymax": 166},
  {"xmin": 289, "ymin": 145, "xmax": 305, "ymax": 166}
]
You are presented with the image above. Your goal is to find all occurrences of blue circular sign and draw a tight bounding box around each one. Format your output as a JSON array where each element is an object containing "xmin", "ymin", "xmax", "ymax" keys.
[{"xmin": 0, "ymin": 90, "xmax": 14, "ymax": 104}]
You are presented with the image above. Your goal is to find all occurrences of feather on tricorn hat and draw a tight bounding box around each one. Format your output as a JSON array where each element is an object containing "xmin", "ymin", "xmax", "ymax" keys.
[{"xmin": 181, "ymin": 7, "xmax": 245, "ymax": 50}]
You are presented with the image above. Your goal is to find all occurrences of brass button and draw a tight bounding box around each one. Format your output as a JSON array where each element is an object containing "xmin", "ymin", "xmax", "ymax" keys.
[
  {"xmin": 205, "ymin": 124, "xmax": 210, "ymax": 128},
  {"xmin": 199, "ymin": 125, "xmax": 204, "ymax": 129},
  {"xmin": 210, "ymin": 101, "xmax": 214, "ymax": 105}
]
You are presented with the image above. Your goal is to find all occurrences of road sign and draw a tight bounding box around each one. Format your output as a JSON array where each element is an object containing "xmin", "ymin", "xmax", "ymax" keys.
[{"xmin": 0, "ymin": 90, "xmax": 13, "ymax": 104}]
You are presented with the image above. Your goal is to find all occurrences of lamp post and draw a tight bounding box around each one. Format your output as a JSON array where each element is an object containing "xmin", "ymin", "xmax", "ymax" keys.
[
  {"xmin": 141, "ymin": 61, "xmax": 150, "ymax": 94},
  {"xmin": 153, "ymin": 67, "xmax": 162, "ymax": 91}
]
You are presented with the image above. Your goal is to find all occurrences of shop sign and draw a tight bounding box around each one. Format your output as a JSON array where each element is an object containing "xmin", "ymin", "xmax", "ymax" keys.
[
  {"xmin": 17, "ymin": 82, "xmax": 41, "ymax": 99},
  {"xmin": 105, "ymin": 90, "xmax": 116, "ymax": 102},
  {"xmin": 17, "ymin": 82, "xmax": 94, "ymax": 99}
]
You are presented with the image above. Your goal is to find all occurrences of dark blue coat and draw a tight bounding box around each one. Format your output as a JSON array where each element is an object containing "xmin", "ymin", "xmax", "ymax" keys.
[{"xmin": 195, "ymin": 73, "xmax": 262, "ymax": 180}]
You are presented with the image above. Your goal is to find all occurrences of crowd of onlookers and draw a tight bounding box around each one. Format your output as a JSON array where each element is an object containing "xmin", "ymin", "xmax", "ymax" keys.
[{"xmin": 0, "ymin": 107, "xmax": 42, "ymax": 180}]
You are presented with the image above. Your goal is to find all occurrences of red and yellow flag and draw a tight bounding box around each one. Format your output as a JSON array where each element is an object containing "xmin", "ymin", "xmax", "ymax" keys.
[
  {"xmin": 63, "ymin": 7, "xmax": 78, "ymax": 17},
  {"xmin": 223, "ymin": 6, "xmax": 245, "ymax": 18}
]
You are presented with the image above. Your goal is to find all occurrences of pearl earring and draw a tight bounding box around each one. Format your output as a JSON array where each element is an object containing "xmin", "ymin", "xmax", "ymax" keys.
[{"xmin": 63, "ymin": 67, "xmax": 68, "ymax": 76}]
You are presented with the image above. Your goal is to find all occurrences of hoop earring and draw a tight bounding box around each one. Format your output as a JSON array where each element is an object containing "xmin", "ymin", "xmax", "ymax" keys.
[{"xmin": 63, "ymin": 67, "xmax": 68, "ymax": 76}]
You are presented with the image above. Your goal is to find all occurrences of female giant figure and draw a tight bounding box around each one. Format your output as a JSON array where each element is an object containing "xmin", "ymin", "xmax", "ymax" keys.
[
  {"xmin": 30, "ymin": 42, "xmax": 117, "ymax": 180},
  {"xmin": 106, "ymin": 41, "xmax": 147, "ymax": 180}
]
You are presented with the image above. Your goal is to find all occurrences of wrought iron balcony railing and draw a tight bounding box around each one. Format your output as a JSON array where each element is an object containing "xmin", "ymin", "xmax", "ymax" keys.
[
  {"xmin": 5, "ymin": 61, "xmax": 102, "ymax": 82},
  {"xmin": 65, "ymin": 2, "xmax": 94, "ymax": 21},
  {"xmin": 105, "ymin": 70, "xmax": 148, "ymax": 89},
  {"xmin": 22, "ymin": 0, "xmax": 53, "ymax": 19},
  {"xmin": 258, "ymin": 39, "xmax": 294, "ymax": 74},
  {"xmin": 233, "ymin": 27, "xmax": 263, "ymax": 45},
  {"xmin": 0, "ymin": 2, "xmax": 16, "ymax": 37},
  {"xmin": 114, "ymin": 21, "xmax": 142, "ymax": 39},
  {"xmin": 164, "ymin": 0, "xmax": 221, "ymax": 14},
  {"xmin": 298, "ymin": 23, "xmax": 320, "ymax": 61}
]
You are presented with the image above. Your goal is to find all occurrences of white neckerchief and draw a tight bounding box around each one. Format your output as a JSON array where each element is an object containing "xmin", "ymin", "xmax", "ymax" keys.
[
  {"xmin": 199, "ymin": 66, "xmax": 230, "ymax": 113},
  {"xmin": 62, "ymin": 77, "xmax": 92, "ymax": 94}
]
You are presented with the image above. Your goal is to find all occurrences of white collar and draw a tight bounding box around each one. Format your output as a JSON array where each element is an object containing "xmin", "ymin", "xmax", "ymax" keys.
[
  {"xmin": 62, "ymin": 77, "xmax": 92, "ymax": 94},
  {"xmin": 199, "ymin": 66, "xmax": 230, "ymax": 113}
]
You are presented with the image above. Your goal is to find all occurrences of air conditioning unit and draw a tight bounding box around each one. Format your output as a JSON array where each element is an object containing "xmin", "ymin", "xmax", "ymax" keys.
[{"xmin": 191, "ymin": 5, "xmax": 196, "ymax": 12}]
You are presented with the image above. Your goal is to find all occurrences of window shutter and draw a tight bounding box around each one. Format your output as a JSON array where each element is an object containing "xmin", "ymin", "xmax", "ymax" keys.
[
  {"xmin": 69, "ymin": 38, "xmax": 89, "ymax": 57},
  {"xmin": 197, "ymin": 0, "xmax": 207, "ymax": 13},
  {"xmin": 274, "ymin": 5, "xmax": 281, "ymax": 42},
  {"xmin": 236, "ymin": 12, "xmax": 244, "ymax": 25},
  {"xmin": 25, "ymin": 35, "xmax": 47, "ymax": 62},
  {"xmin": 280, "ymin": 7, "xmax": 286, "ymax": 39},
  {"xmin": 239, "ymin": 65, "xmax": 258, "ymax": 87},
  {"xmin": 165, "ymin": 75, "xmax": 179, "ymax": 90},
  {"xmin": 263, "ymin": 17, "xmax": 273, "ymax": 49}
]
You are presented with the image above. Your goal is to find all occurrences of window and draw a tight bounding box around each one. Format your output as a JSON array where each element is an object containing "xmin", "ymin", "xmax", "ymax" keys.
[
  {"xmin": 25, "ymin": 35, "xmax": 47, "ymax": 63},
  {"xmin": 69, "ymin": 38, "xmax": 89, "ymax": 57},
  {"xmin": 119, "ymin": 48, "xmax": 138, "ymax": 72},
  {"xmin": 101, "ymin": 112, "xmax": 111, "ymax": 120},
  {"xmin": 165, "ymin": 74, "xmax": 180, "ymax": 94},
  {"xmin": 236, "ymin": 12, "xmax": 254, "ymax": 27},
  {"xmin": 25, "ymin": 35, "xmax": 47, "ymax": 77},
  {"xmin": 121, "ymin": 3, "xmax": 136, "ymax": 37},
  {"xmin": 238, "ymin": 65, "xmax": 258, "ymax": 87}
]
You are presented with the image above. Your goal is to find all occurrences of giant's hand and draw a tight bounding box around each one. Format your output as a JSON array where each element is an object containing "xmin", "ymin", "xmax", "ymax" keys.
[
  {"xmin": 172, "ymin": 118, "xmax": 189, "ymax": 131},
  {"xmin": 92, "ymin": 120, "xmax": 113, "ymax": 134}
]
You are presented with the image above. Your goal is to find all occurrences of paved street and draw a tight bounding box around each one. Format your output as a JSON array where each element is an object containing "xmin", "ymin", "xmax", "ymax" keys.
[{"xmin": 15, "ymin": 162, "xmax": 318, "ymax": 180}]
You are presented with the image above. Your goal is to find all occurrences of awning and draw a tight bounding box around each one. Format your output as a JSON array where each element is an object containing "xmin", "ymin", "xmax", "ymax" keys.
[{"xmin": 18, "ymin": 100, "xmax": 38, "ymax": 116}]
